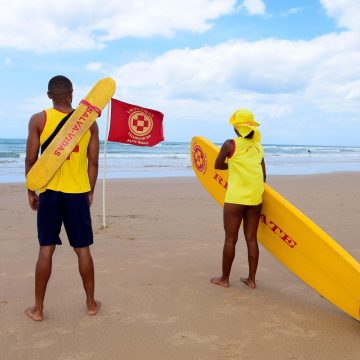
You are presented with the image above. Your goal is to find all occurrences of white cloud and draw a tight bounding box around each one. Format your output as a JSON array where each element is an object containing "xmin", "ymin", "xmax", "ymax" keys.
[
  {"xmin": 4, "ymin": 0, "xmax": 360, "ymax": 145},
  {"xmin": 0, "ymin": 0, "xmax": 236, "ymax": 52},
  {"xmin": 113, "ymin": 32, "xmax": 360, "ymax": 96},
  {"xmin": 321, "ymin": 0, "xmax": 360, "ymax": 31},
  {"xmin": 86, "ymin": 62, "xmax": 103, "ymax": 72},
  {"xmin": 110, "ymin": 30, "xmax": 360, "ymax": 144},
  {"xmin": 239, "ymin": 0, "xmax": 266, "ymax": 15},
  {"xmin": 280, "ymin": 7, "xmax": 304, "ymax": 16}
]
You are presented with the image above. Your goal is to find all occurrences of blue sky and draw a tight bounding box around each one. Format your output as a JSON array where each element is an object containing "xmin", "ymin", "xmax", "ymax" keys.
[{"xmin": 1, "ymin": 0, "xmax": 360, "ymax": 145}]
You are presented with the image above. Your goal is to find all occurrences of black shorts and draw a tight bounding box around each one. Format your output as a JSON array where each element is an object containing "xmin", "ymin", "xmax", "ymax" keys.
[{"xmin": 37, "ymin": 190, "xmax": 93, "ymax": 248}]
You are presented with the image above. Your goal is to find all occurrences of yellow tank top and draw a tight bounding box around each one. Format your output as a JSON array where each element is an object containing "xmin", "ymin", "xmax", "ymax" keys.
[
  {"xmin": 39, "ymin": 108, "xmax": 91, "ymax": 193},
  {"xmin": 224, "ymin": 137, "xmax": 264, "ymax": 205}
]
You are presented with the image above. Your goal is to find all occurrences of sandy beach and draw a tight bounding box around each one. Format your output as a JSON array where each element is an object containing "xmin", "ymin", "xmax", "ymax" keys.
[{"xmin": 1, "ymin": 173, "xmax": 360, "ymax": 360}]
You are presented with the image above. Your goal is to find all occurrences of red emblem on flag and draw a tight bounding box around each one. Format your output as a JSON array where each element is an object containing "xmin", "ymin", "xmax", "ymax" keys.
[{"xmin": 108, "ymin": 98, "xmax": 164, "ymax": 147}]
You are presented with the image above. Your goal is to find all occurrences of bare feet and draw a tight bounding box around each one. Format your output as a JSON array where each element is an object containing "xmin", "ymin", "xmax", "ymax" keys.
[
  {"xmin": 25, "ymin": 307, "xmax": 43, "ymax": 321},
  {"xmin": 240, "ymin": 277, "xmax": 256, "ymax": 289},
  {"xmin": 210, "ymin": 277, "xmax": 230, "ymax": 287},
  {"xmin": 87, "ymin": 300, "xmax": 101, "ymax": 315}
]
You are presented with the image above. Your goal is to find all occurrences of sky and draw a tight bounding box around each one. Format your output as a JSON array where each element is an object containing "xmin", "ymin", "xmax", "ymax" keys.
[{"xmin": 0, "ymin": 0, "xmax": 360, "ymax": 146}]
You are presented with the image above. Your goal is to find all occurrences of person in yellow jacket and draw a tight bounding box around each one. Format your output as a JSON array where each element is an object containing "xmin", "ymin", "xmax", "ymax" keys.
[
  {"xmin": 25, "ymin": 75, "xmax": 100, "ymax": 320},
  {"xmin": 211, "ymin": 109, "xmax": 266, "ymax": 289}
]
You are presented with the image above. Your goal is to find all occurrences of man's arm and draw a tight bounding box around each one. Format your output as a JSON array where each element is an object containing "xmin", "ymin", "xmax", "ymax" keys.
[
  {"xmin": 87, "ymin": 122, "xmax": 100, "ymax": 207},
  {"xmin": 25, "ymin": 112, "xmax": 44, "ymax": 210},
  {"xmin": 215, "ymin": 140, "xmax": 233, "ymax": 170}
]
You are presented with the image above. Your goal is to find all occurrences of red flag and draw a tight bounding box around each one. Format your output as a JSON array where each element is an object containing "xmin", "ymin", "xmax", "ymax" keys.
[{"xmin": 108, "ymin": 98, "xmax": 164, "ymax": 147}]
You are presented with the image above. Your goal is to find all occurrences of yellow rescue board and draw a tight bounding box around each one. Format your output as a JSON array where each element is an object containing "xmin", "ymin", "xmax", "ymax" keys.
[
  {"xmin": 191, "ymin": 136, "xmax": 360, "ymax": 321},
  {"xmin": 26, "ymin": 77, "xmax": 116, "ymax": 191}
]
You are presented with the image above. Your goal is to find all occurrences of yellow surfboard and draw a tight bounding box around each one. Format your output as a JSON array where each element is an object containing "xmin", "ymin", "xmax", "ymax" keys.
[
  {"xmin": 191, "ymin": 136, "xmax": 360, "ymax": 321},
  {"xmin": 26, "ymin": 77, "xmax": 116, "ymax": 191}
]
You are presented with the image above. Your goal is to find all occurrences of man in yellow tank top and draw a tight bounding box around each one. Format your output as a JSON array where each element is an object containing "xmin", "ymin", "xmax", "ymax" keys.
[
  {"xmin": 25, "ymin": 76, "xmax": 100, "ymax": 321},
  {"xmin": 211, "ymin": 109, "xmax": 266, "ymax": 289}
]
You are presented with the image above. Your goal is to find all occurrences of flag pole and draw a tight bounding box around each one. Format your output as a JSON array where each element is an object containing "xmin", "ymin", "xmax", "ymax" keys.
[{"xmin": 102, "ymin": 100, "xmax": 111, "ymax": 228}]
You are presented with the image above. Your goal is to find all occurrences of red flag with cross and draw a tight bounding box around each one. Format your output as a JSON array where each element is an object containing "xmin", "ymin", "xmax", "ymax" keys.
[{"xmin": 107, "ymin": 98, "xmax": 164, "ymax": 146}]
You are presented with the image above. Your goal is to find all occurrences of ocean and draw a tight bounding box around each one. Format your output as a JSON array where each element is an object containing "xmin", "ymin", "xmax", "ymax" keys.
[{"xmin": 1, "ymin": 138, "xmax": 360, "ymax": 183}]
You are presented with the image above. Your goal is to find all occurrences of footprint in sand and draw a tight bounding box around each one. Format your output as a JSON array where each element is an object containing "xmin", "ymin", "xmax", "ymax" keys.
[
  {"xmin": 121, "ymin": 313, "xmax": 180, "ymax": 325},
  {"xmin": 219, "ymin": 341, "xmax": 246, "ymax": 358},
  {"xmin": 261, "ymin": 314, "xmax": 319, "ymax": 340},
  {"xmin": 170, "ymin": 331, "xmax": 218, "ymax": 346},
  {"xmin": 33, "ymin": 339, "xmax": 56, "ymax": 349}
]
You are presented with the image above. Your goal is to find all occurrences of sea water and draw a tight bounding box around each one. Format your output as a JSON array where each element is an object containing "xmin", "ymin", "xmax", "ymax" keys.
[{"xmin": 1, "ymin": 138, "xmax": 360, "ymax": 183}]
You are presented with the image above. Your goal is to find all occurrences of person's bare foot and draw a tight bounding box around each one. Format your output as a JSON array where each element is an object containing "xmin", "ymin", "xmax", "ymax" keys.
[
  {"xmin": 210, "ymin": 277, "xmax": 230, "ymax": 287},
  {"xmin": 25, "ymin": 307, "xmax": 43, "ymax": 321},
  {"xmin": 87, "ymin": 300, "xmax": 101, "ymax": 315},
  {"xmin": 240, "ymin": 277, "xmax": 256, "ymax": 289}
]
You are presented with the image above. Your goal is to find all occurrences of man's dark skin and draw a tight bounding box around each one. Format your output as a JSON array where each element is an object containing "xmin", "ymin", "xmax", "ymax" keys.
[{"xmin": 25, "ymin": 82, "xmax": 100, "ymax": 321}]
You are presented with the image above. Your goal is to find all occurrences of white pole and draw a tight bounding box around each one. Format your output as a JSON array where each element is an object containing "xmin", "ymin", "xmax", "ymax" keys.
[{"xmin": 102, "ymin": 101, "xmax": 111, "ymax": 228}]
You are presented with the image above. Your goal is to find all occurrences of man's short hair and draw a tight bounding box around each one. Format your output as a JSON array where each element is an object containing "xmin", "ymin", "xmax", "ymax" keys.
[{"xmin": 48, "ymin": 75, "xmax": 73, "ymax": 95}]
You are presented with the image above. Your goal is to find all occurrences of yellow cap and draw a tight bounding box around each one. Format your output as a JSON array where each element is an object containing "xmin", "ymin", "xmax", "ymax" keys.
[{"xmin": 229, "ymin": 109, "xmax": 261, "ymax": 142}]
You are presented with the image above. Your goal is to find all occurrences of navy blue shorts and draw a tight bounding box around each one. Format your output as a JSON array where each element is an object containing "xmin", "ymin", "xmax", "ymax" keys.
[{"xmin": 37, "ymin": 190, "xmax": 93, "ymax": 248}]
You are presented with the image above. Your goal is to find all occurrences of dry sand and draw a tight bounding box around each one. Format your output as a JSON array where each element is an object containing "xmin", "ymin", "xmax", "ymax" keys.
[{"xmin": 0, "ymin": 173, "xmax": 360, "ymax": 360}]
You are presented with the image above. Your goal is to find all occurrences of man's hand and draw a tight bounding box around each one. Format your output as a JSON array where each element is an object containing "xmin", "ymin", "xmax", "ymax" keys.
[
  {"xmin": 28, "ymin": 190, "xmax": 39, "ymax": 211},
  {"xmin": 88, "ymin": 191, "xmax": 94, "ymax": 207}
]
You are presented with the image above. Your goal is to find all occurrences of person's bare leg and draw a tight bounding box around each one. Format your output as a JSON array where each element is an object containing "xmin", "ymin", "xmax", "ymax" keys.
[
  {"xmin": 240, "ymin": 204, "xmax": 262, "ymax": 289},
  {"xmin": 211, "ymin": 203, "xmax": 244, "ymax": 287},
  {"xmin": 25, "ymin": 245, "xmax": 56, "ymax": 321},
  {"xmin": 74, "ymin": 246, "xmax": 101, "ymax": 315}
]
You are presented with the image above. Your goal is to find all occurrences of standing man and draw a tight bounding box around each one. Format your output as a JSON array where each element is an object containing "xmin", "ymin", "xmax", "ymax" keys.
[{"xmin": 25, "ymin": 75, "xmax": 101, "ymax": 321}]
